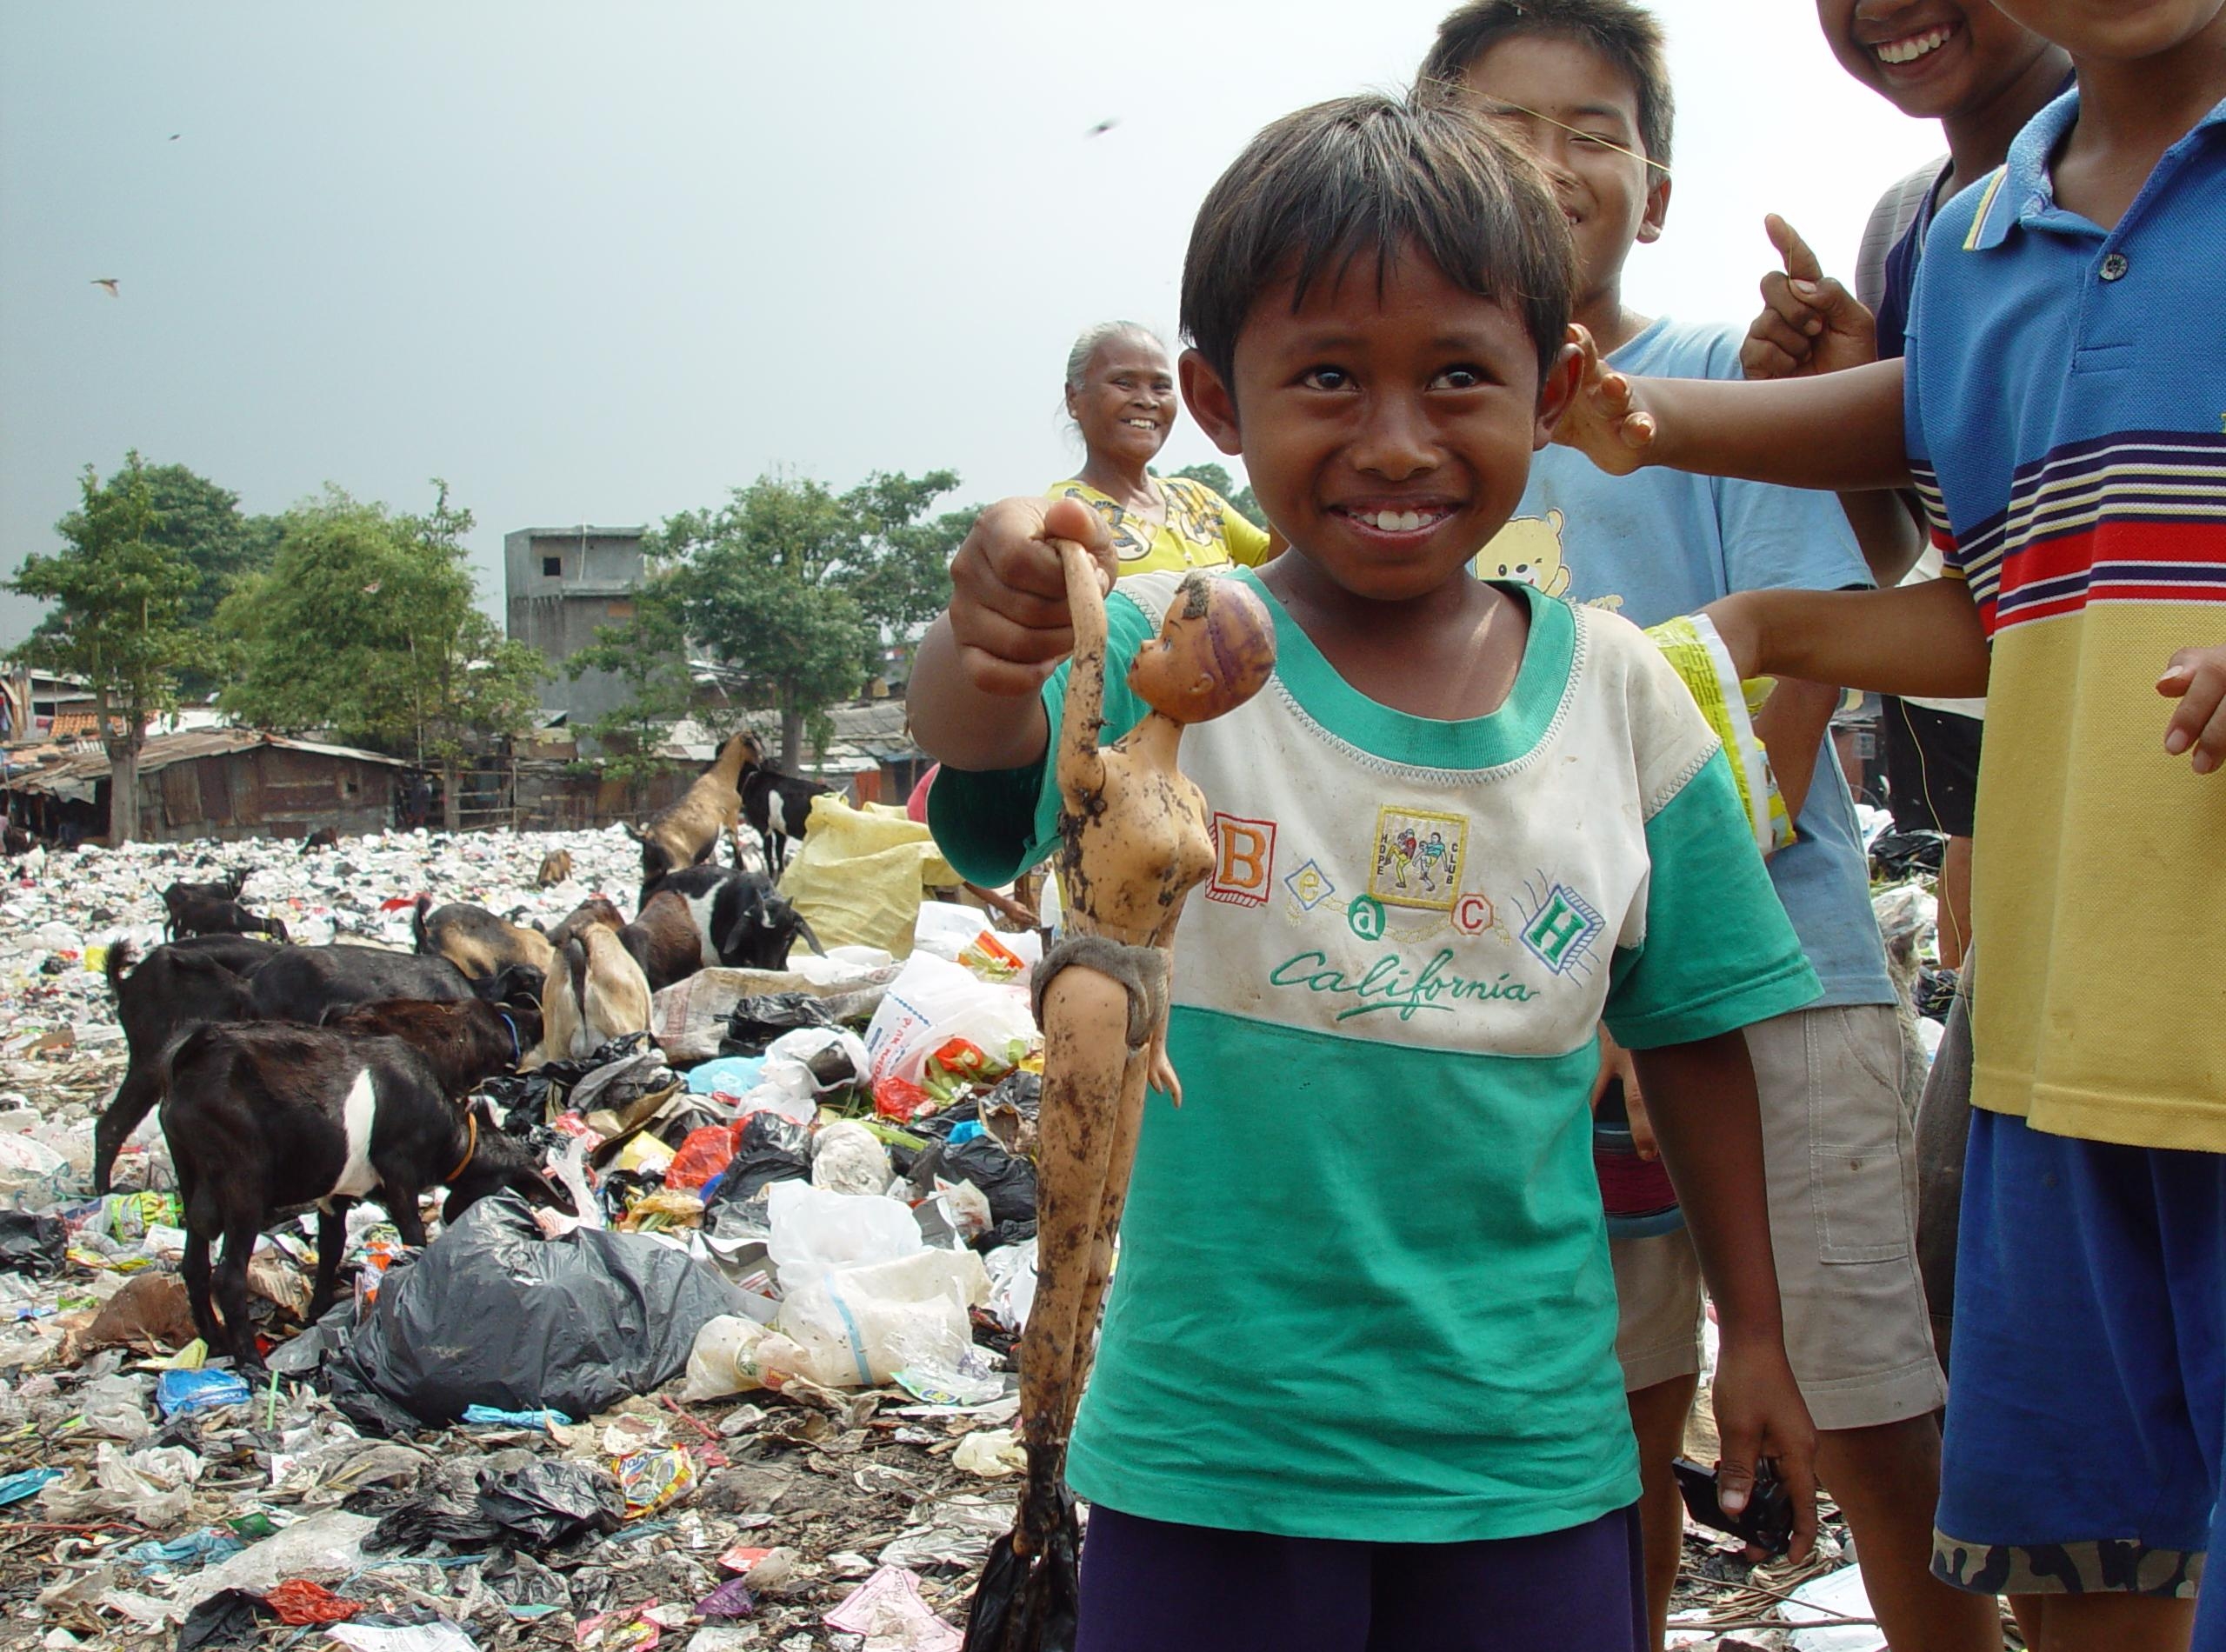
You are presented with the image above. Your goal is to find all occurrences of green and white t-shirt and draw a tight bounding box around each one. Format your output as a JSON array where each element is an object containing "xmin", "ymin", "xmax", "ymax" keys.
[{"xmin": 930, "ymin": 571, "xmax": 1819, "ymax": 1542}]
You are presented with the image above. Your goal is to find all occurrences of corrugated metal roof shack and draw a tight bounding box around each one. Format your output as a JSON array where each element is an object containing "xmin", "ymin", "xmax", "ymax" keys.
[{"xmin": 0, "ymin": 731, "xmax": 411, "ymax": 844}]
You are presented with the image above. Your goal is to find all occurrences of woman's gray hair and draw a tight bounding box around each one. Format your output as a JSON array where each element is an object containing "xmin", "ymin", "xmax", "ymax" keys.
[{"xmin": 1063, "ymin": 321, "xmax": 1168, "ymax": 391}]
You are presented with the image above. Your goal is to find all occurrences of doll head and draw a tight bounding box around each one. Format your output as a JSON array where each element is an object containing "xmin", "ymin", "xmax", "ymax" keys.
[{"xmin": 1125, "ymin": 573, "xmax": 1277, "ymax": 724}]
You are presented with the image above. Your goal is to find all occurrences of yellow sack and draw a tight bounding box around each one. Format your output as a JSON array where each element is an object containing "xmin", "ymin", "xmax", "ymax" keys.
[
  {"xmin": 1644, "ymin": 614, "xmax": 1796, "ymax": 857},
  {"xmin": 777, "ymin": 794, "xmax": 959, "ymax": 956}
]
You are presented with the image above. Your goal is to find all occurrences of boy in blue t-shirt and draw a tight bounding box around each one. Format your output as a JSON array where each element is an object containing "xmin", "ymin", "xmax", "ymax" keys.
[
  {"xmin": 1416, "ymin": 7, "xmax": 1983, "ymax": 1649},
  {"xmin": 1554, "ymin": 3, "xmax": 2226, "ymax": 1645},
  {"xmin": 910, "ymin": 92, "xmax": 1823, "ymax": 1652}
]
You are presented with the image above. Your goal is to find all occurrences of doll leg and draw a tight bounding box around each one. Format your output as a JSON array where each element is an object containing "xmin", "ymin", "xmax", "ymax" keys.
[{"xmin": 1018, "ymin": 960, "xmax": 1133, "ymax": 1552}]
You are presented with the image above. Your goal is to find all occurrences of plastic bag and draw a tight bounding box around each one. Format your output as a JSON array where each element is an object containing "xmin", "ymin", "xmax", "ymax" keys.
[
  {"xmin": 913, "ymin": 902, "xmax": 1038, "ymax": 983},
  {"xmin": 668, "ymin": 1123, "xmax": 744, "ymax": 1192},
  {"xmin": 650, "ymin": 963, "xmax": 898, "ymax": 1066},
  {"xmin": 863, "ymin": 954, "xmax": 1036, "ymax": 1092},
  {"xmin": 708, "ymin": 1114, "xmax": 811, "ymax": 1213},
  {"xmin": 686, "ymin": 1054, "xmax": 770, "ymax": 1096},
  {"xmin": 157, "ymin": 1367, "xmax": 253, "ymax": 1418},
  {"xmin": 922, "ymin": 1136, "xmax": 1037, "ymax": 1229},
  {"xmin": 723, "ymin": 995, "xmax": 836, "ymax": 1056},
  {"xmin": 776, "ymin": 1248, "xmax": 990, "ymax": 1388},
  {"xmin": 679, "ymin": 1315, "xmax": 811, "ymax": 1401},
  {"xmin": 0, "ymin": 1210, "xmax": 64, "ymax": 1277},
  {"xmin": 983, "ymin": 1239, "xmax": 1039, "ymax": 1334},
  {"xmin": 778, "ymin": 795, "xmax": 958, "ymax": 956},
  {"xmin": 42, "ymin": 1441, "xmax": 201, "ymax": 1527},
  {"xmin": 767, "ymin": 1182, "xmax": 922, "ymax": 1282},
  {"xmin": 1644, "ymin": 613, "xmax": 1794, "ymax": 856},
  {"xmin": 812, "ymin": 1121, "xmax": 893, "ymax": 1196},
  {"xmin": 77, "ymin": 1372, "xmax": 154, "ymax": 1440},
  {"xmin": 962, "ymin": 1489, "xmax": 1079, "ymax": 1652},
  {"xmin": 476, "ymin": 1459, "xmax": 625, "ymax": 1545},
  {"xmin": 316, "ymin": 1192, "xmax": 746, "ymax": 1430}
]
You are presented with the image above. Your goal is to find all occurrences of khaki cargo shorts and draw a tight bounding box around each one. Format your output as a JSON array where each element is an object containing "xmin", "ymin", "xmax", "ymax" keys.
[{"xmin": 1610, "ymin": 1003, "xmax": 1946, "ymax": 1431}]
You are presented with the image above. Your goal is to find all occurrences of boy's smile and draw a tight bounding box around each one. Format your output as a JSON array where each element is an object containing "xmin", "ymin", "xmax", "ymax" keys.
[
  {"xmin": 1452, "ymin": 36, "xmax": 1667, "ymax": 323},
  {"xmin": 1819, "ymin": 0, "xmax": 2059, "ymax": 118},
  {"xmin": 1180, "ymin": 247, "xmax": 1575, "ymax": 609}
]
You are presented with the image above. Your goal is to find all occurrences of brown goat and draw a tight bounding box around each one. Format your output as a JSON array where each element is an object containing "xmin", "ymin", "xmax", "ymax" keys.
[
  {"xmin": 529, "ymin": 914, "xmax": 651, "ymax": 1067},
  {"xmin": 547, "ymin": 893, "xmax": 703, "ymax": 994},
  {"xmin": 412, "ymin": 896, "xmax": 556, "ymax": 981},
  {"xmin": 536, "ymin": 849, "xmax": 574, "ymax": 888},
  {"xmin": 624, "ymin": 731, "xmax": 760, "ymax": 889},
  {"xmin": 321, "ymin": 994, "xmax": 543, "ymax": 1095}
]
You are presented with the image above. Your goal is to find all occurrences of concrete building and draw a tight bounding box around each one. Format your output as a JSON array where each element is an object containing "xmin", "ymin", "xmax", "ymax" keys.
[{"xmin": 503, "ymin": 525, "xmax": 647, "ymax": 729}]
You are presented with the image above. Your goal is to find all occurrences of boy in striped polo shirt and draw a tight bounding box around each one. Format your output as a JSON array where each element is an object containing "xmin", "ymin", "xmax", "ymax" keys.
[{"xmin": 1553, "ymin": 3, "xmax": 2226, "ymax": 1645}]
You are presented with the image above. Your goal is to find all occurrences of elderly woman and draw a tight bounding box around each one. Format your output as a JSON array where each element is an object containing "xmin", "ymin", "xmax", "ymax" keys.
[{"xmin": 1049, "ymin": 322, "xmax": 1275, "ymax": 578}]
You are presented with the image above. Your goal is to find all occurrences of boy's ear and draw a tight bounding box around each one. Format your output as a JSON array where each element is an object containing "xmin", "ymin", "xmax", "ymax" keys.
[
  {"xmin": 1179, "ymin": 349, "xmax": 1245, "ymax": 456},
  {"xmin": 1636, "ymin": 171, "xmax": 1672, "ymax": 246},
  {"xmin": 1533, "ymin": 338, "xmax": 1585, "ymax": 450}
]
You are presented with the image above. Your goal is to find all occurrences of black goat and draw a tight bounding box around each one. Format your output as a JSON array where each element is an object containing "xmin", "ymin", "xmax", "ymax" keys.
[
  {"xmin": 647, "ymin": 863, "xmax": 823, "ymax": 972},
  {"xmin": 162, "ymin": 875, "xmax": 289, "ymax": 944},
  {"xmin": 299, "ymin": 827, "xmax": 340, "ymax": 853},
  {"xmin": 96, "ymin": 943, "xmax": 506, "ymax": 1192},
  {"xmin": 161, "ymin": 1016, "xmax": 572, "ymax": 1367},
  {"xmin": 242, "ymin": 944, "xmax": 476, "ymax": 1023},
  {"xmin": 93, "ymin": 936, "xmax": 276, "ymax": 1195},
  {"xmin": 739, "ymin": 765, "xmax": 831, "ymax": 877}
]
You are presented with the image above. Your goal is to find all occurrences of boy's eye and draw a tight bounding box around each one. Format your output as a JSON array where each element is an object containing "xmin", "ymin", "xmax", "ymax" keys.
[
  {"xmin": 1430, "ymin": 365, "xmax": 1490, "ymax": 390},
  {"xmin": 1301, "ymin": 366, "xmax": 1351, "ymax": 390}
]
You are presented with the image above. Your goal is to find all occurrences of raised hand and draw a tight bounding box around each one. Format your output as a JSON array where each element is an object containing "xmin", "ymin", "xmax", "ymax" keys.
[
  {"xmin": 1550, "ymin": 324, "xmax": 1657, "ymax": 475},
  {"xmin": 1740, "ymin": 216, "xmax": 1878, "ymax": 382},
  {"xmin": 947, "ymin": 496, "xmax": 1119, "ymax": 696}
]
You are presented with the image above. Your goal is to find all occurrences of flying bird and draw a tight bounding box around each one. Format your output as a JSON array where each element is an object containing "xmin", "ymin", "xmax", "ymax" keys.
[
  {"xmin": 169, "ymin": 133, "xmax": 181, "ymax": 141},
  {"xmin": 1084, "ymin": 117, "xmax": 1118, "ymax": 137},
  {"xmin": 90, "ymin": 278, "xmax": 119, "ymax": 296}
]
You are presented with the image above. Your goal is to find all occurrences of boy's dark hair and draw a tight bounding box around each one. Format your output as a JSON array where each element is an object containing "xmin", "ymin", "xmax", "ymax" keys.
[
  {"xmin": 1180, "ymin": 93, "xmax": 1575, "ymax": 392},
  {"xmin": 1418, "ymin": 0, "xmax": 1675, "ymax": 169}
]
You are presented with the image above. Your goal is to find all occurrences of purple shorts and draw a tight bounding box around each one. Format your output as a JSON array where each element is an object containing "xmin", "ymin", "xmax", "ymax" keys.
[{"xmin": 1076, "ymin": 1501, "xmax": 1644, "ymax": 1652}]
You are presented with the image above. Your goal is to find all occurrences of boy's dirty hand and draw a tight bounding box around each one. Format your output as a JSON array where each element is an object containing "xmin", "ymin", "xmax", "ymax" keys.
[
  {"xmin": 2159, "ymin": 646, "xmax": 2226, "ymax": 775},
  {"xmin": 1590, "ymin": 1029, "xmax": 1653, "ymax": 1158},
  {"xmin": 1710, "ymin": 1332, "xmax": 1820, "ymax": 1563},
  {"xmin": 1741, "ymin": 216, "xmax": 1876, "ymax": 382},
  {"xmin": 948, "ymin": 496, "xmax": 1118, "ymax": 696},
  {"xmin": 1550, "ymin": 324, "xmax": 1656, "ymax": 475}
]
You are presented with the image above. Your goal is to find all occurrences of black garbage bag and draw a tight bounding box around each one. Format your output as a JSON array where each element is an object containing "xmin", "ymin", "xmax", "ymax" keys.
[
  {"xmin": 0, "ymin": 1210, "xmax": 66, "ymax": 1277},
  {"xmin": 921, "ymin": 1136, "xmax": 1038, "ymax": 1229},
  {"xmin": 176, "ymin": 1589, "xmax": 277, "ymax": 1652},
  {"xmin": 477, "ymin": 1459, "xmax": 626, "ymax": 1546},
  {"xmin": 1869, "ymin": 828, "xmax": 1947, "ymax": 880},
  {"xmin": 368, "ymin": 1459, "xmax": 497, "ymax": 1553},
  {"xmin": 722, "ymin": 993, "xmax": 836, "ymax": 1056},
  {"xmin": 476, "ymin": 1072, "xmax": 556, "ymax": 1135},
  {"xmin": 963, "ymin": 1490, "xmax": 1081, "ymax": 1652},
  {"xmin": 702, "ymin": 1113, "xmax": 810, "ymax": 1239},
  {"xmin": 537, "ymin": 1031, "xmax": 658, "ymax": 1088},
  {"xmin": 316, "ymin": 1192, "xmax": 745, "ymax": 1431}
]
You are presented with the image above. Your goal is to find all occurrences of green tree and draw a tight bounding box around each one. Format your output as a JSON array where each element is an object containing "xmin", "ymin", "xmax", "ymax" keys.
[
  {"xmin": 9, "ymin": 453, "xmax": 209, "ymax": 843},
  {"xmin": 1169, "ymin": 461, "xmax": 1265, "ymax": 529},
  {"xmin": 220, "ymin": 484, "xmax": 545, "ymax": 829},
  {"xmin": 650, "ymin": 470, "xmax": 973, "ymax": 769},
  {"xmin": 26, "ymin": 462, "xmax": 283, "ymax": 697}
]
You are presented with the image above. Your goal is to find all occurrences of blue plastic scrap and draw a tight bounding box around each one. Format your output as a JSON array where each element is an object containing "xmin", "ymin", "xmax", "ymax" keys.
[
  {"xmin": 459, "ymin": 1404, "xmax": 573, "ymax": 1430},
  {"xmin": 0, "ymin": 1468, "xmax": 63, "ymax": 1507},
  {"xmin": 155, "ymin": 1367, "xmax": 254, "ymax": 1418}
]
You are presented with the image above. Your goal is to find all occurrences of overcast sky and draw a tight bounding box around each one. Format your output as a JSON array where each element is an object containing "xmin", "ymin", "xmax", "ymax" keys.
[{"xmin": 0, "ymin": 1, "xmax": 1944, "ymax": 648}]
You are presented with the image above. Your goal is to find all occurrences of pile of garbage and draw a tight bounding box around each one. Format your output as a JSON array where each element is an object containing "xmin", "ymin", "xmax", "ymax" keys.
[{"xmin": 0, "ymin": 826, "xmax": 1054, "ymax": 1650}]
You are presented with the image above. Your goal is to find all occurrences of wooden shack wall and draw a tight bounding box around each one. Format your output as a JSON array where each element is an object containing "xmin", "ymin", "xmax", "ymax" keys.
[{"xmin": 137, "ymin": 749, "xmax": 399, "ymax": 843}]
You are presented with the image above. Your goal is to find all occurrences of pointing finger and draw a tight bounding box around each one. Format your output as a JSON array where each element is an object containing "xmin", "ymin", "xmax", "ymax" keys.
[{"xmin": 1765, "ymin": 213, "xmax": 1824, "ymax": 285}]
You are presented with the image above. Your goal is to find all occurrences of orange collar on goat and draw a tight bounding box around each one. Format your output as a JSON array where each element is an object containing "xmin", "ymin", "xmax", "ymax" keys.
[{"xmin": 444, "ymin": 1110, "xmax": 479, "ymax": 1185}]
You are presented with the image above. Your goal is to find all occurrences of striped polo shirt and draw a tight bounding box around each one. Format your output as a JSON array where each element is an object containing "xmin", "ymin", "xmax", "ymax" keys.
[{"xmin": 1905, "ymin": 89, "xmax": 2226, "ymax": 1150}]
